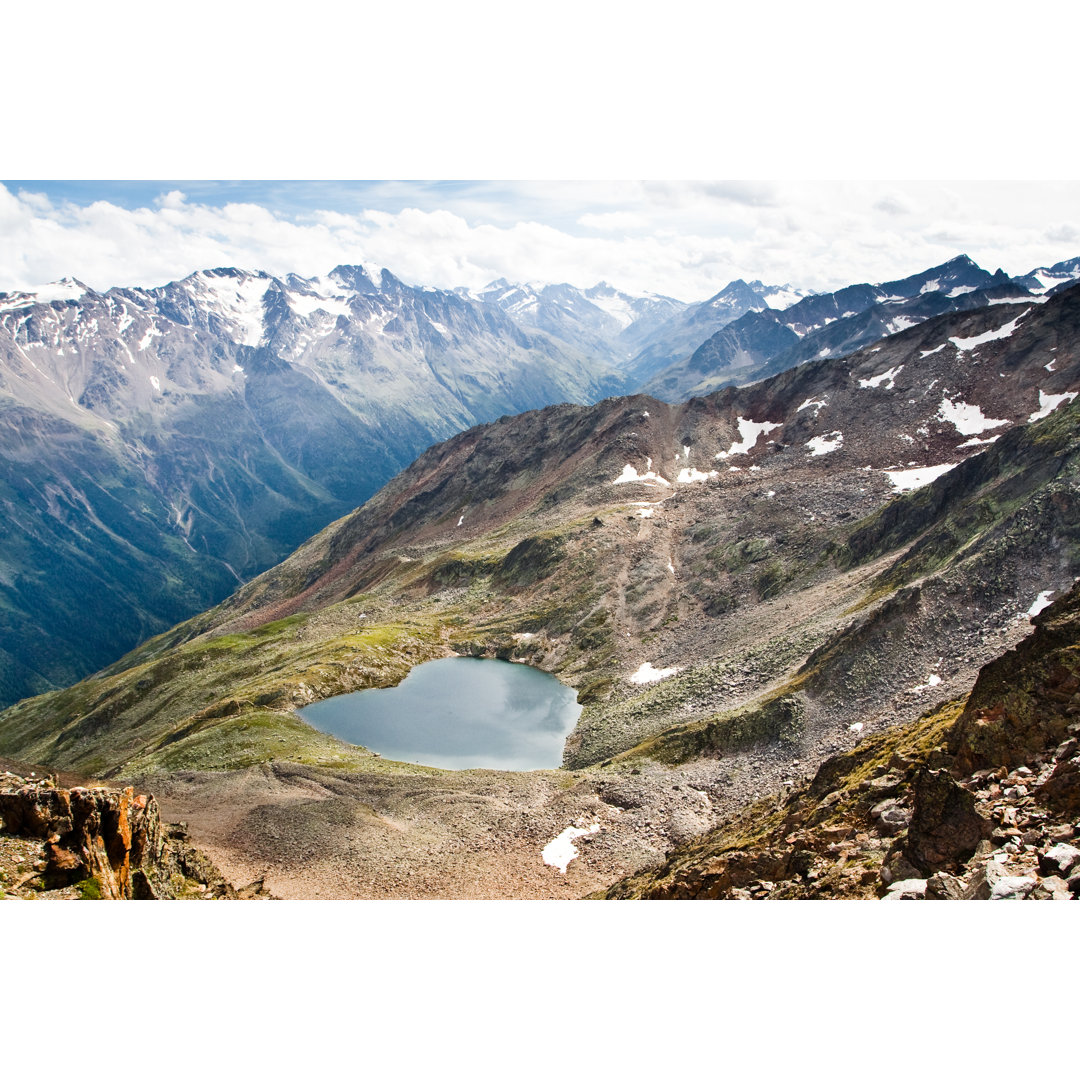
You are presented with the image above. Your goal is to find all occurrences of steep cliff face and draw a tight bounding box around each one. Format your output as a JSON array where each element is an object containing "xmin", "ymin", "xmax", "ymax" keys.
[
  {"xmin": 0, "ymin": 765, "xmax": 266, "ymax": 899},
  {"xmin": 600, "ymin": 583, "xmax": 1080, "ymax": 900}
]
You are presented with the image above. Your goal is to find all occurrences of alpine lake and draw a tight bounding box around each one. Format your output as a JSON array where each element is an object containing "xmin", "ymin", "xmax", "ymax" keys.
[{"xmin": 298, "ymin": 657, "xmax": 583, "ymax": 770}]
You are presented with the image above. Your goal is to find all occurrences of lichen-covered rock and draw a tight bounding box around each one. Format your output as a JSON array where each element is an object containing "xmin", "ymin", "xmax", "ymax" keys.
[
  {"xmin": 926, "ymin": 871, "xmax": 965, "ymax": 899},
  {"xmin": 1031, "ymin": 875, "xmax": 1072, "ymax": 900},
  {"xmin": 869, "ymin": 798, "xmax": 911, "ymax": 836},
  {"xmin": 948, "ymin": 584, "xmax": 1080, "ymax": 773},
  {"xmin": 902, "ymin": 767, "xmax": 991, "ymax": 874}
]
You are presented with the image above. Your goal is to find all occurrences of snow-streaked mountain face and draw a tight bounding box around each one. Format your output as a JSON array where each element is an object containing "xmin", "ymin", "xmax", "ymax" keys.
[
  {"xmin": 465, "ymin": 278, "xmax": 687, "ymax": 364},
  {"xmin": 1011, "ymin": 255, "xmax": 1080, "ymax": 296},
  {"xmin": 0, "ymin": 265, "xmax": 626, "ymax": 433},
  {"xmin": 622, "ymin": 278, "xmax": 777, "ymax": 383},
  {"xmin": 641, "ymin": 255, "xmax": 1035, "ymax": 401},
  {"xmin": 0, "ymin": 264, "xmax": 633, "ymax": 708},
  {"xmin": 746, "ymin": 280, "xmax": 809, "ymax": 310}
]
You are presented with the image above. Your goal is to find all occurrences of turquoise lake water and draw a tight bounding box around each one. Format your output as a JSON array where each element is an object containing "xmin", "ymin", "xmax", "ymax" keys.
[{"xmin": 298, "ymin": 656, "xmax": 582, "ymax": 770}]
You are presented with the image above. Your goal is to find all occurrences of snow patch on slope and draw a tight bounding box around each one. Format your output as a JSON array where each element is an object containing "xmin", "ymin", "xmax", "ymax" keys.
[
  {"xmin": 287, "ymin": 291, "xmax": 353, "ymax": 319},
  {"xmin": 0, "ymin": 279, "xmax": 86, "ymax": 310},
  {"xmin": 858, "ymin": 365, "xmax": 903, "ymax": 390},
  {"xmin": 676, "ymin": 467, "xmax": 718, "ymax": 484},
  {"xmin": 885, "ymin": 463, "xmax": 957, "ymax": 491},
  {"xmin": 192, "ymin": 272, "xmax": 269, "ymax": 347},
  {"xmin": 806, "ymin": 431, "xmax": 843, "ymax": 456},
  {"xmin": 613, "ymin": 463, "xmax": 670, "ymax": 486},
  {"xmin": 936, "ymin": 397, "xmax": 1010, "ymax": 436},
  {"xmin": 1027, "ymin": 590, "xmax": 1055, "ymax": 617},
  {"xmin": 629, "ymin": 661, "xmax": 680, "ymax": 684},
  {"xmin": 1029, "ymin": 389, "xmax": 1078, "ymax": 422},
  {"xmin": 586, "ymin": 290, "xmax": 637, "ymax": 329},
  {"xmin": 542, "ymin": 823, "xmax": 600, "ymax": 873},
  {"xmin": 950, "ymin": 310, "xmax": 1029, "ymax": 352},
  {"xmin": 716, "ymin": 417, "xmax": 781, "ymax": 458}
]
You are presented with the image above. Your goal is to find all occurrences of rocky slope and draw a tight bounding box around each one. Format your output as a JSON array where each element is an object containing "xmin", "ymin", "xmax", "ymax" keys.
[
  {"xmin": 0, "ymin": 284, "xmax": 1077, "ymax": 898},
  {"xmin": 600, "ymin": 581, "xmax": 1080, "ymax": 900}
]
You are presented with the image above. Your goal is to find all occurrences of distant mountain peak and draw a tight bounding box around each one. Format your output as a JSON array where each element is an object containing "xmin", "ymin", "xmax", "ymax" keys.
[
  {"xmin": 328, "ymin": 263, "xmax": 386, "ymax": 293},
  {"xmin": 704, "ymin": 279, "xmax": 764, "ymax": 306},
  {"xmin": 0, "ymin": 276, "xmax": 93, "ymax": 310}
]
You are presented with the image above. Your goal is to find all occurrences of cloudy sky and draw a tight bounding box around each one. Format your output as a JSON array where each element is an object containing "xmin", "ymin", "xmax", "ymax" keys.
[
  {"xmin": 3, "ymin": 179, "xmax": 1078, "ymax": 303},
  {"xmin": 4, "ymin": 4, "xmax": 1078, "ymax": 304}
]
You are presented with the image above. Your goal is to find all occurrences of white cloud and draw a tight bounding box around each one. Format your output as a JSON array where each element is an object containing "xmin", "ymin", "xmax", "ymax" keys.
[
  {"xmin": 1, "ymin": 181, "xmax": 1078, "ymax": 303},
  {"xmin": 874, "ymin": 191, "xmax": 914, "ymax": 216},
  {"xmin": 578, "ymin": 211, "xmax": 648, "ymax": 231}
]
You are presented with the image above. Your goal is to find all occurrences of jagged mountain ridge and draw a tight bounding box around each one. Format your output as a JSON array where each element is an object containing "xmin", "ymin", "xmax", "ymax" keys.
[
  {"xmin": 641, "ymin": 255, "xmax": 1030, "ymax": 400},
  {"xmin": 1011, "ymin": 255, "xmax": 1080, "ymax": 296},
  {"xmin": 621, "ymin": 278, "xmax": 778, "ymax": 385},
  {"xmin": 464, "ymin": 278, "xmax": 688, "ymax": 364}
]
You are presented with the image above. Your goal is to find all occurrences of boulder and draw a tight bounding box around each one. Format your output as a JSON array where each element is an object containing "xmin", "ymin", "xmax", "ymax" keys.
[
  {"xmin": 883, "ymin": 878, "xmax": 927, "ymax": 899},
  {"xmin": 1031, "ymin": 876, "xmax": 1072, "ymax": 900},
  {"xmin": 880, "ymin": 848, "xmax": 921, "ymax": 886},
  {"xmin": 1053, "ymin": 738, "xmax": 1078, "ymax": 762},
  {"xmin": 989, "ymin": 876, "xmax": 1037, "ymax": 900},
  {"xmin": 926, "ymin": 871, "xmax": 965, "ymax": 900},
  {"xmin": 1038, "ymin": 843, "xmax": 1080, "ymax": 878},
  {"xmin": 903, "ymin": 767, "xmax": 992, "ymax": 874},
  {"xmin": 1035, "ymin": 758, "xmax": 1080, "ymax": 817},
  {"xmin": 0, "ymin": 785, "xmax": 73, "ymax": 839},
  {"xmin": 870, "ymin": 798, "xmax": 912, "ymax": 836}
]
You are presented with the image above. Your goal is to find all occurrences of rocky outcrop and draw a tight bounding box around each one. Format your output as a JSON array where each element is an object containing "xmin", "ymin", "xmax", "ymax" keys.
[
  {"xmin": 0, "ymin": 771, "xmax": 266, "ymax": 900},
  {"xmin": 947, "ymin": 581, "xmax": 1080, "ymax": 773}
]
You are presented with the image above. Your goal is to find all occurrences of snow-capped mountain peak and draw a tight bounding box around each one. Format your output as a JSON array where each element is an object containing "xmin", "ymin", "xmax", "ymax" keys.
[{"xmin": 0, "ymin": 276, "xmax": 93, "ymax": 312}]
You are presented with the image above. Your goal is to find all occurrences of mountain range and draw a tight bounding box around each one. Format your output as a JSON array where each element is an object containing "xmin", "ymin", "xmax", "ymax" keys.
[
  {"xmin": 4, "ymin": 252, "xmax": 1077, "ymax": 711},
  {"xmin": 2, "ymin": 267, "xmax": 1078, "ymax": 898}
]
